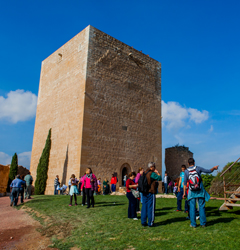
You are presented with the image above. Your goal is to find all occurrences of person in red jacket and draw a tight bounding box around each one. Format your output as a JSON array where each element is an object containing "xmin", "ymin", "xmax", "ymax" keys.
[{"xmin": 110, "ymin": 174, "xmax": 117, "ymax": 192}]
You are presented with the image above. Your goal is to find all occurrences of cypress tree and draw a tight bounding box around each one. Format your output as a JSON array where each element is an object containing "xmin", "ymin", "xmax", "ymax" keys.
[
  {"xmin": 34, "ymin": 128, "xmax": 52, "ymax": 195},
  {"xmin": 7, "ymin": 153, "xmax": 18, "ymax": 191}
]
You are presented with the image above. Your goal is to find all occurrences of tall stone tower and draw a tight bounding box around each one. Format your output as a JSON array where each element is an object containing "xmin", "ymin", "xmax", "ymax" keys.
[
  {"xmin": 165, "ymin": 146, "xmax": 193, "ymax": 181},
  {"xmin": 30, "ymin": 25, "xmax": 162, "ymax": 194}
]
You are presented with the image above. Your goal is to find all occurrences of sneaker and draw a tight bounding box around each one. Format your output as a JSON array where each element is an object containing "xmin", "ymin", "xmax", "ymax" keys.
[
  {"xmin": 69, "ymin": 204, "xmax": 72, "ymax": 206},
  {"xmin": 186, "ymin": 216, "xmax": 190, "ymax": 220},
  {"xmin": 81, "ymin": 204, "xmax": 84, "ymax": 206},
  {"xmin": 137, "ymin": 211, "xmax": 141, "ymax": 214},
  {"xmin": 142, "ymin": 223, "xmax": 147, "ymax": 227},
  {"xmin": 148, "ymin": 223, "xmax": 156, "ymax": 227},
  {"xmin": 75, "ymin": 203, "xmax": 78, "ymax": 206},
  {"xmin": 10, "ymin": 201, "xmax": 13, "ymax": 206},
  {"xmin": 175, "ymin": 210, "xmax": 182, "ymax": 212},
  {"xmin": 190, "ymin": 224, "xmax": 196, "ymax": 228},
  {"xmin": 201, "ymin": 225, "xmax": 206, "ymax": 228},
  {"xmin": 196, "ymin": 216, "xmax": 200, "ymax": 220},
  {"xmin": 133, "ymin": 218, "xmax": 138, "ymax": 220}
]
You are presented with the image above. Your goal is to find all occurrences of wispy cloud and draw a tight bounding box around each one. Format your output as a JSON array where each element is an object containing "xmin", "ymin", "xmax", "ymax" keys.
[
  {"xmin": 162, "ymin": 100, "xmax": 209, "ymax": 130},
  {"xmin": 209, "ymin": 125, "xmax": 214, "ymax": 132},
  {"xmin": 0, "ymin": 151, "xmax": 31, "ymax": 169},
  {"xmin": 0, "ymin": 89, "xmax": 37, "ymax": 123}
]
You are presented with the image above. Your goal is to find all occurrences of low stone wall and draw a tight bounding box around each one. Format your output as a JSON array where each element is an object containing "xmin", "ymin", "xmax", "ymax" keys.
[{"xmin": 0, "ymin": 165, "xmax": 10, "ymax": 195}]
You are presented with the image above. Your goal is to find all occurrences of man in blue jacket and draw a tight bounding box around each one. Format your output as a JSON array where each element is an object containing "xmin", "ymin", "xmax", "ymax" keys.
[
  {"xmin": 10, "ymin": 175, "xmax": 25, "ymax": 206},
  {"xmin": 183, "ymin": 158, "xmax": 218, "ymax": 228}
]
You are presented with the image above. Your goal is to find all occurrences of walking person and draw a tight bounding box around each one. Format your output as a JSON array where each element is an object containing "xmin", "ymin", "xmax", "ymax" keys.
[
  {"xmin": 24, "ymin": 171, "xmax": 33, "ymax": 199},
  {"xmin": 176, "ymin": 165, "xmax": 188, "ymax": 212},
  {"xmin": 81, "ymin": 168, "xmax": 98, "ymax": 208},
  {"xmin": 20, "ymin": 175, "xmax": 26, "ymax": 204},
  {"xmin": 183, "ymin": 158, "xmax": 218, "ymax": 228},
  {"xmin": 10, "ymin": 175, "xmax": 25, "ymax": 206},
  {"xmin": 126, "ymin": 172, "xmax": 138, "ymax": 220},
  {"xmin": 110, "ymin": 174, "xmax": 117, "ymax": 192},
  {"xmin": 164, "ymin": 172, "xmax": 170, "ymax": 194},
  {"xmin": 54, "ymin": 175, "xmax": 60, "ymax": 195},
  {"xmin": 140, "ymin": 162, "xmax": 162, "ymax": 227},
  {"xmin": 69, "ymin": 174, "xmax": 79, "ymax": 206}
]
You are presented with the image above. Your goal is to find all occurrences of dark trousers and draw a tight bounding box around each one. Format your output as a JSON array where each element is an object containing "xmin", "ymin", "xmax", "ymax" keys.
[
  {"xmin": 127, "ymin": 192, "xmax": 137, "ymax": 218},
  {"xmin": 141, "ymin": 193, "xmax": 155, "ymax": 226},
  {"xmin": 82, "ymin": 187, "xmax": 86, "ymax": 205},
  {"xmin": 177, "ymin": 187, "xmax": 188, "ymax": 211},
  {"xmin": 136, "ymin": 197, "xmax": 140, "ymax": 212},
  {"xmin": 85, "ymin": 188, "xmax": 94, "ymax": 208},
  {"xmin": 70, "ymin": 194, "xmax": 77, "ymax": 205},
  {"xmin": 11, "ymin": 187, "xmax": 20, "ymax": 206},
  {"xmin": 54, "ymin": 185, "xmax": 58, "ymax": 195},
  {"xmin": 111, "ymin": 184, "xmax": 116, "ymax": 192},
  {"xmin": 164, "ymin": 183, "xmax": 168, "ymax": 194},
  {"xmin": 20, "ymin": 187, "xmax": 24, "ymax": 203}
]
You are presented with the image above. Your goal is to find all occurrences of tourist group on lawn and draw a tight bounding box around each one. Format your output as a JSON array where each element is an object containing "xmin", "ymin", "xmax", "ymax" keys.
[{"xmin": 9, "ymin": 157, "xmax": 218, "ymax": 228}]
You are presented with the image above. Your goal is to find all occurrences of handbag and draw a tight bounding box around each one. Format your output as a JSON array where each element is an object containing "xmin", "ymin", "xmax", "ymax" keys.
[{"xmin": 131, "ymin": 189, "xmax": 140, "ymax": 198}]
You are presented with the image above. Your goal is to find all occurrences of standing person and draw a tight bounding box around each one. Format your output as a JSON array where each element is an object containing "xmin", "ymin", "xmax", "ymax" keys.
[
  {"xmin": 69, "ymin": 174, "xmax": 79, "ymax": 206},
  {"xmin": 20, "ymin": 175, "xmax": 26, "ymax": 204},
  {"xmin": 183, "ymin": 158, "xmax": 218, "ymax": 228},
  {"xmin": 103, "ymin": 178, "xmax": 109, "ymax": 195},
  {"xmin": 24, "ymin": 171, "xmax": 33, "ymax": 199},
  {"xmin": 141, "ymin": 162, "xmax": 162, "ymax": 227},
  {"xmin": 10, "ymin": 175, "xmax": 25, "ymax": 206},
  {"xmin": 126, "ymin": 172, "xmax": 138, "ymax": 220},
  {"xmin": 110, "ymin": 174, "xmax": 117, "ymax": 192},
  {"xmin": 168, "ymin": 180, "xmax": 173, "ymax": 194},
  {"xmin": 97, "ymin": 178, "xmax": 101, "ymax": 194},
  {"xmin": 81, "ymin": 175, "xmax": 86, "ymax": 205},
  {"xmin": 54, "ymin": 175, "xmax": 60, "ymax": 195},
  {"xmin": 163, "ymin": 172, "xmax": 170, "ymax": 194},
  {"xmin": 68, "ymin": 177, "xmax": 72, "ymax": 194},
  {"xmin": 81, "ymin": 168, "xmax": 98, "ymax": 208},
  {"xmin": 135, "ymin": 168, "xmax": 144, "ymax": 214},
  {"xmin": 78, "ymin": 175, "xmax": 82, "ymax": 194},
  {"xmin": 176, "ymin": 165, "xmax": 188, "ymax": 212},
  {"xmin": 123, "ymin": 174, "xmax": 127, "ymax": 187}
]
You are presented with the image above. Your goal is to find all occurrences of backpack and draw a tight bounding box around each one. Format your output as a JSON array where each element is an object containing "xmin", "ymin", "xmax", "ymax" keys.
[
  {"xmin": 187, "ymin": 166, "xmax": 201, "ymax": 191},
  {"xmin": 138, "ymin": 171, "xmax": 151, "ymax": 193}
]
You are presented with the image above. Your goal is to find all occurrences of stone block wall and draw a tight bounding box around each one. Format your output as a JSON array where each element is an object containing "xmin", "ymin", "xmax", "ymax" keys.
[
  {"xmin": 165, "ymin": 146, "xmax": 193, "ymax": 181},
  {"xmin": 0, "ymin": 164, "xmax": 10, "ymax": 194}
]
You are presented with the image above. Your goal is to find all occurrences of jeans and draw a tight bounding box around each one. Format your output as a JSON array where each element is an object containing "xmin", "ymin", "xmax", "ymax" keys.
[
  {"xmin": 127, "ymin": 192, "xmax": 137, "ymax": 218},
  {"xmin": 85, "ymin": 188, "xmax": 94, "ymax": 207},
  {"xmin": 123, "ymin": 181, "xmax": 126, "ymax": 187},
  {"xmin": 177, "ymin": 187, "xmax": 188, "ymax": 211},
  {"xmin": 54, "ymin": 185, "xmax": 58, "ymax": 195},
  {"xmin": 111, "ymin": 184, "xmax": 116, "ymax": 192},
  {"xmin": 164, "ymin": 183, "xmax": 168, "ymax": 194},
  {"xmin": 11, "ymin": 187, "xmax": 20, "ymax": 206},
  {"xmin": 20, "ymin": 187, "xmax": 24, "ymax": 203},
  {"xmin": 141, "ymin": 193, "xmax": 155, "ymax": 226},
  {"xmin": 189, "ymin": 198, "xmax": 206, "ymax": 227},
  {"xmin": 25, "ymin": 185, "xmax": 32, "ymax": 199}
]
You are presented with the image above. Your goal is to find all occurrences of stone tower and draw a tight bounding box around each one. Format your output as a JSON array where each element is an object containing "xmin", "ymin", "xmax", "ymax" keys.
[
  {"xmin": 30, "ymin": 25, "xmax": 162, "ymax": 194},
  {"xmin": 165, "ymin": 146, "xmax": 193, "ymax": 181}
]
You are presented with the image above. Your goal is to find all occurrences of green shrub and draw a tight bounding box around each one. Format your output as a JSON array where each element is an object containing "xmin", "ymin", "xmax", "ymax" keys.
[{"xmin": 34, "ymin": 129, "xmax": 51, "ymax": 195}]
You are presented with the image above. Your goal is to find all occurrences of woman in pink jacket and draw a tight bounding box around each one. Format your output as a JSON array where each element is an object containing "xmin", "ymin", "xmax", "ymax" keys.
[{"xmin": 81, "ymin": 168, "xmax": 98, "ymax": 208}]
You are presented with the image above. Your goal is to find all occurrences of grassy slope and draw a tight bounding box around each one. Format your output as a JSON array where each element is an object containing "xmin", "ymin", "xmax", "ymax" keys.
[{"xmin": 19, "ymin": 195, "xmax": 240, "ymax": 250}]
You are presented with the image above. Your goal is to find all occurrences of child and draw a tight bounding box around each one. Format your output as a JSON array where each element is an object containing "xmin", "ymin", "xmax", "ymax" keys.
[{"xmin": 69, "ymin": 174, "xmax": 79, "ymax": 206}]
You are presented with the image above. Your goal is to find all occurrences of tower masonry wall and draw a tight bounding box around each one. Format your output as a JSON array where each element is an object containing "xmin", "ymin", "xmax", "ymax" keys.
[
  {"xmin": 165, "ymin": 146, "xmax": 193, "ymax": 182},
  {"xmin": 81, "ymin": 26, "xmax": 162, "ymax": 188}
]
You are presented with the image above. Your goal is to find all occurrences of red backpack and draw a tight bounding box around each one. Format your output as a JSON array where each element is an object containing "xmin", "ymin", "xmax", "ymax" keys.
[{"xmin": 187, "ymin": 166, "xmax": 201, "ymax": 191}]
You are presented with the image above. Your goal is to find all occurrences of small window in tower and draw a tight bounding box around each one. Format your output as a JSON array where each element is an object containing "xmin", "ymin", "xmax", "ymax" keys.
[
  {"xmin": 122, "ymin": 126, "xmax": 128, "ymax": 131},
  {"xmin": 58, "ymin": 53, "xmax": 62, "ymax": 62}
]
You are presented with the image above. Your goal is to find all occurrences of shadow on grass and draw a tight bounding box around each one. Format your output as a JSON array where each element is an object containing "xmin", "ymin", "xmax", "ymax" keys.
[
  {"xmin": 155, "ymin": 212, "xmax": 168, "ymax": 216},
  {"xmin": 96, "ymin": 203, "xmax": 125, "ymax": 207},
  {"xmin": 207, "ymin": 217, "xmax": 235, "ymax": 226},
  {"xmin": 159, "ymin": 217, "xmax": 187, "ymax": 225},
  {"xmin": 156, "ymin": 207, "xmax": 175, "ymax": 211}
]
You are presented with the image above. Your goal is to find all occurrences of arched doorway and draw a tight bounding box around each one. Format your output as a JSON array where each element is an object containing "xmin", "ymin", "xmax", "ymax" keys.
[{"xmin": 121, "ymin": 163, "xmax": 131, "ymax": 186}]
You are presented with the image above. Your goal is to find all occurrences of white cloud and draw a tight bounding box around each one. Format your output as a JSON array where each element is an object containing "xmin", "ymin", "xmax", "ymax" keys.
[
  {"xmin": 162, "ymin": 100, "xmax": 209, "ymax": 130},
  {"xmin": 0, "ymin": 89, "xmax": 38, "ymax": 123},
  {"xmin": 209, "ymin": 125, "xmax": 214, "ymax": 132},
  {"xmin": 0, "ymin": 151, "xmax": 31, "ymax": 169},
  {"xmin": 0, "ymin": 152, "xmax": 12, "ymax": 165}
]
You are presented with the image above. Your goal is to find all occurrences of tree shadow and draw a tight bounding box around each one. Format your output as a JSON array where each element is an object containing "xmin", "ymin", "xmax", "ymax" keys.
[
  {"xmin": 61, "ymin": 145, "xmax": 68, "ymax": 186},
  {"xmin": 159, "ymin": 217, "xmax": 187, "ymax": 225}
]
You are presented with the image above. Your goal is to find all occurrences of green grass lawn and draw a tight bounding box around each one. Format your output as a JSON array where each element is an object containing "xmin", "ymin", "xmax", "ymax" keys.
[{"xmin": 19, "ymin": 195, "xmax": 240, "ymax": 250}]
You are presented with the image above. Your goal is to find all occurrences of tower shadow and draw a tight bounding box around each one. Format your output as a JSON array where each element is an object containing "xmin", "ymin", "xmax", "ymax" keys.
[{"xmin": 61, "ymin": 145, "xmax": 68, "ymax": 185}]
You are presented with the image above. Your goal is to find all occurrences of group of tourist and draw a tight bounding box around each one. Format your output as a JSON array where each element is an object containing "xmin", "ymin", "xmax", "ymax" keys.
[
  {"xmin": 9, "ymin": 171, "xmax": 33, "ymax": 206},
  {"xmin": 125, "ymin": 158, "xmax": 218, "ymax": 228}
]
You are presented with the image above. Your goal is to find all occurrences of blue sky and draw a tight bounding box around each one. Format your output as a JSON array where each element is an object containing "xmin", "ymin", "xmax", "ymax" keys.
[{"xmin": 0, "ymin": 0, "xmax": 240, "ymax": 173}]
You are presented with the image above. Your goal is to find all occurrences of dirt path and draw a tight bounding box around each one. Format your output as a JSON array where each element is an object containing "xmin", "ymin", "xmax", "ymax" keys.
[{"xmin": 0, "ymin": 197, "xmax": 57, "ymax": 250}]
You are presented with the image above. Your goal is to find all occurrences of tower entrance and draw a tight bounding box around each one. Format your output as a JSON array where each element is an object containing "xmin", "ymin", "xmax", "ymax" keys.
[{"xmin": 121, "ymin": 163, "xmax": 131, "ymax": 186}]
